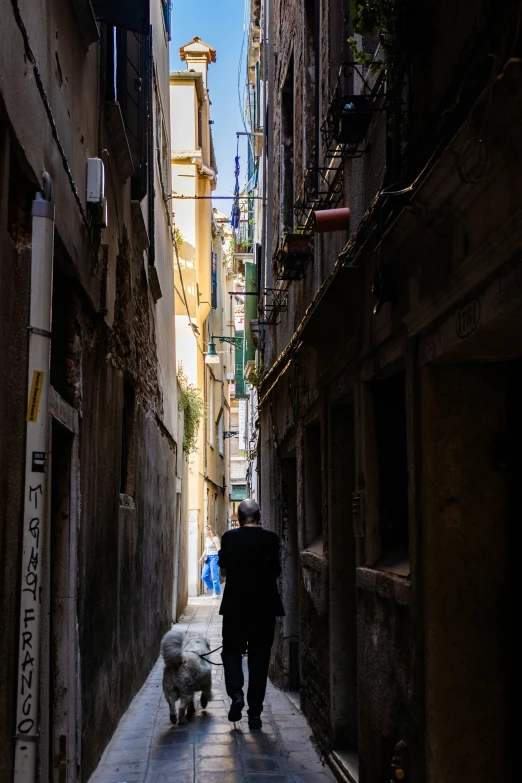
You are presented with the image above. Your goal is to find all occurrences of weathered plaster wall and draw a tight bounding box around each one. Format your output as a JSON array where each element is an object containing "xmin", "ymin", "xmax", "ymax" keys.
[
  {"xmin": 263, "ymin": 3, "xmax": 520, "ymax": 780},
  {"xmin": 0, "ymin": 2, "xmax": 180, "ymax": 780},
  {"xmin": 79, "ymin": 327, "xmax": 176, "ymax": 781}
]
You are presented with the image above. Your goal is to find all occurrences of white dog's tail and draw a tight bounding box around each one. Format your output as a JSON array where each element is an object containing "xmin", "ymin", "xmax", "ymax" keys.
[{"xmin": 161, "ymin": 628, "xmax": 184, "ymax": 667}]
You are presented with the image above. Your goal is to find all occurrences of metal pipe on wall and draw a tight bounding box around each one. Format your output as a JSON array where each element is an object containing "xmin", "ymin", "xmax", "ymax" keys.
[{"xmin": 13, "ymin": 174, "xmax": 55, "ymax": 783}]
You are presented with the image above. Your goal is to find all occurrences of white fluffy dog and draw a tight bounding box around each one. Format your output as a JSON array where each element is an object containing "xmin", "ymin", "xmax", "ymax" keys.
[{"xmin": 160, "ymin": 628, "xmax": 213, "ymax": 724}]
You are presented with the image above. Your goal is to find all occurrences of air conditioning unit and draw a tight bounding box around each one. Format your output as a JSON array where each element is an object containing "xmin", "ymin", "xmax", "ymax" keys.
[{"xmin": 226, "ymin": 372, "xmax": 235, "ymax": 381}]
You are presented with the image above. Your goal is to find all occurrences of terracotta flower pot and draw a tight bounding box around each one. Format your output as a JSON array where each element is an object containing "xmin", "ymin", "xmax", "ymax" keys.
[
  {"xmin": 313, "ymin": 208, "xmax": 351, "ymax": 233},
  {"xmin": 283, "ymin": 233, "xmax": 311, "ymax": 256}
]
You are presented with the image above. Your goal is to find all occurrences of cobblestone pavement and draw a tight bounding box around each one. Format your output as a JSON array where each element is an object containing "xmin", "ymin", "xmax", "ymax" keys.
[{"xmin": 89, "ymin": 596, "xmax": 336, "ymax": 783}]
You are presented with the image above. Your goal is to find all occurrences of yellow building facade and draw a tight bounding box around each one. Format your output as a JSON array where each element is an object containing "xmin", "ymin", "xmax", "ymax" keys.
[{"xmin": 171, "ymin": 39, "xmax": 234, "ymax": 595}]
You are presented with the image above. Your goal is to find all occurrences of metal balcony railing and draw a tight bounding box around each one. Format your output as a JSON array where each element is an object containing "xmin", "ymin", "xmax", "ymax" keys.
[
  {"xmin": 274, "ymin": 234, "xmax": 313, "ymax": 281},
  {"xmin": 261, "ymin": 287, "xmax": 289, "ymax": 325},
  {"xmin": 294, "ymin": 166, "xmax": 344, "ymax": 233},
  {"xmin": 321, "ymin": 61, "xmax": 386, "ymax": 161}
]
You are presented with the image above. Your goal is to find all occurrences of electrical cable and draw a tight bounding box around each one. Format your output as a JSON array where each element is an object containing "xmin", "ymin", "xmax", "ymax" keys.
[
  {"xmin": 173, "ymin": 242, "xmax": 197, "ymax": 335},
  {"xmin": 10, "ymin": 0, "xmax": 90, "ymax": 230}
]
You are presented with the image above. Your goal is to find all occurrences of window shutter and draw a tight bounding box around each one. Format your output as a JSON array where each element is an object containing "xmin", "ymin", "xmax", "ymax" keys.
[
  {"xmin": 92, "ymin": 0, "xmax": 150, "ymax": 35},
  {"xmin": 211, "ymin": 252, "xmax": 217, "ymax": 309},
  {"xmin": 115, "ymin": 29, "xmax": 149, "ymax": 201}
]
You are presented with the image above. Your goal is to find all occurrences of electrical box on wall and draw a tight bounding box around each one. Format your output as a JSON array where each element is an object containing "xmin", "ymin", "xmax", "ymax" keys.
[{"xmin": 86, "ymin": 157, "xmax": 105, "ymax": 203}]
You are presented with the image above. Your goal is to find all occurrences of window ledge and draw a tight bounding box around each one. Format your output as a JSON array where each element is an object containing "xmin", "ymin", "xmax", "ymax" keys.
[
  {"xmin": 300, "ymin": 548, "xmax": 327, "ymax": 573},
  {"xmin": 329, "ymin": 750, "xmax": 359, "ymax": 783},
  {"xmin": 131, "ymin": 200, "xmax": 149, "ymax": 252},
  {"xmin": 105, "ymin": 102, "xmax": 134, "ymax": 181},
  {"xmin": 356, "ymin": 567, "xmax": 411, "ymax": 606},
  {"xmin": 119, "ymin": 493, "xmax": 135, "ymax": 509}
]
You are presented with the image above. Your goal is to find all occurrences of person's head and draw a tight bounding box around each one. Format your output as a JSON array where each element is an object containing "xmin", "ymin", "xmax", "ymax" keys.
[
  {"xmin": 205, "ymin": 525, "xmax": 217, "ymax": 538},
  {"xmin": 237, "ymin": 499, "xmax": 261, "ymax": 526}
]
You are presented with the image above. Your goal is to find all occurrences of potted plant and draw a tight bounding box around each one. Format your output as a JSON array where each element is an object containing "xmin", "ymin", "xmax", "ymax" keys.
[
  {"xmin": 329, "ymin": 94, "xmax": 372, "ymax": 146},
  {"xmin": 275, "ymin": 230, "xmax": 312, "ymax": 280}
]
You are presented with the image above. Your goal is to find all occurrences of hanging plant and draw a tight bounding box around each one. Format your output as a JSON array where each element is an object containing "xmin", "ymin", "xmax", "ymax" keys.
[
  {"xmin": 348, "ymin": 0, "xmax": 410, "ymax": 84},
  {"xmin": 173, "ymin": 227, "xmax": 184, "ymax": 253},
  {"xmin": 177, "ymin": 364, "xmax": 206, "ymax": 454},
  {"xmin": 247, "ymin": 362, "xmax": 264, "ymax": 388}
]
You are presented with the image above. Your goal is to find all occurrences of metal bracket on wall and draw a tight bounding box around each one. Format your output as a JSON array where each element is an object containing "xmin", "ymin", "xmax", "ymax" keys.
[
  {"xmin": 262, "ymin": 287, "xmax": 289, "ymax": 325},
  {"xmin": 352, "ymin": 490, "xmax": 365, "ymax": 538}
]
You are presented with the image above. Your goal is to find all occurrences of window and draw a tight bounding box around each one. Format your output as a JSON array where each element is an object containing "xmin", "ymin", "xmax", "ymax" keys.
[
  {"xmin": 328, "ymin": 0, "xmax": 350, "ymax": 91},
  {"xmin": 280, "ymin": 54, "xmax": 295, "ymax": 233},
  {"xmin": 120, "ymin": 377, "xmax": 136, "ymax": 498},
  {"xmin": 211, "ymin": 252, "xmax": 217, "ymax": 309},
  {"xmin": 304, "ymin": 421, "xmax": 322, "ymax": 549},
  {"xmin": 303, "ymin": 0, "xmax": 317, "ymax": 171},
  {"xmin": 208, "ymin": 377, "xmax": 215, "ymax": 448},
  {"xmin": 218, "ymin": 412, "xmax": 224, "ymax": 456},
  {"xmin": 162, "ymin": 0, "xmax": 172, "ymax": 40},
  {"xmin": 371, "ymin": 370, "xmax": 409, "ymax": 564},
  {"xmin": 155, "ymin": 80, "xmax": 170, "ymax": 198},
  {"xmin": 105, "ymin": 26, "xmax": 149, "ymax": 200}
]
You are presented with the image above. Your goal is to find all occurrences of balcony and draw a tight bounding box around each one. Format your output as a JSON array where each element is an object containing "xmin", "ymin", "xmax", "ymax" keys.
[
  {"xmin": 294, "ymin": 166, "xmax": 344, "ymax": 234},
  {"xmin": 261, "ymin": 287, "xmax": 289, "ymax": 325},
  {"xmin": 321, "ymin": 62, "xmax": 386, "ymax": 160},
  {"xmin": 274, "ymin": 233, "xmax": 313, "ymax": 281}
]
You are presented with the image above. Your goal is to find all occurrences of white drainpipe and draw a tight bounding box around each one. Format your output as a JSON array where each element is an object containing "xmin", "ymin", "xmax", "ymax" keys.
[{"xmin": 13, "ymin": 174, "xmax": 55, "ymax": 783}]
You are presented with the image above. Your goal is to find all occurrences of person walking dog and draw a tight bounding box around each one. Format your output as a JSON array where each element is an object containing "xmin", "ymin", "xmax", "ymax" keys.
[
  {"xmin": 199, "ymin": 525, "xmax": 221, "ymax": 598},
  {"xmin": 218, "ymin": 499, "xmax": 284, "ymax": 729}
]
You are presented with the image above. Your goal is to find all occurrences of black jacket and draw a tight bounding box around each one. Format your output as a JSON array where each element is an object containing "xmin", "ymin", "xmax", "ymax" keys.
[{"xmin": 218, "ymin": 526, "xmax": 285, "ymax": 617}]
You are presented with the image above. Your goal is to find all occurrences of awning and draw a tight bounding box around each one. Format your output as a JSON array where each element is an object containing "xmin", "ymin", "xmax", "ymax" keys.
[{"xmin": 91, "ymin": 0, "xmax": 150, "ymax": 35}]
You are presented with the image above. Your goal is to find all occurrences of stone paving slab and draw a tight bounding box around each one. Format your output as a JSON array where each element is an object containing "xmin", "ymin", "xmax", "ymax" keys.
[{"xmin": 89, "ymin": 596, "xmax": 335, "ymax": 783}]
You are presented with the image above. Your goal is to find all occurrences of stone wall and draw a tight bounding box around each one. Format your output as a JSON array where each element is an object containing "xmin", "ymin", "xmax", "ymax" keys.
[{"xmin": 261, "ymin": 1, "xmax": 520, "ymax": 780}]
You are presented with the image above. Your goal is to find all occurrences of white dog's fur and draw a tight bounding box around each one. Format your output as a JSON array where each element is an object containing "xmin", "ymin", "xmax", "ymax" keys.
[{"xmin": 161, "ymin": 628, "xmax": 213, "ymax": 724}]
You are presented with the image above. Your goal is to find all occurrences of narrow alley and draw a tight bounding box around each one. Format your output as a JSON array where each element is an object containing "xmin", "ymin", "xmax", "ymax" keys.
[
  {"xmin": 0, "ymin": 0, "xmax": 517, "ymax": 781},
  {"xmin": 89, "ymin": 597, "xmax": 335, "ymax": 783}
]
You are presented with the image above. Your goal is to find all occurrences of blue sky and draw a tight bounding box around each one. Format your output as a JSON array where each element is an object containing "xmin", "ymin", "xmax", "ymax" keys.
[{"xmin": 170, "ymin": 0, "xmax": 248, "ymax": 202}]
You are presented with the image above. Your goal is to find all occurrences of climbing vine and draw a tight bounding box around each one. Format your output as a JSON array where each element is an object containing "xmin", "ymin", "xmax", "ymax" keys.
[
  {"xmin": 177, "ymin": 364, "xmax": 206, "ymax": 454},
  {"xmin": 173, "ymin": 226, "xmax": 184, "ymax": 253}
]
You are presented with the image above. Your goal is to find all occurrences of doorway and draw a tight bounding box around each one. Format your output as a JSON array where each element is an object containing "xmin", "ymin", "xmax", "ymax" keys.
[
  {"xmin": 423, "ymin": 361, "xmax": 514, "ymax": 781},
  {"xmin": 41, "ymin": 413, "xmax": 80, "ymax": 783},
  {"xmin": 281, "ymin": 453, "xmax": 299, "ymax": 691},
  {"xmin": 329, "ymin": 400, "xmax": 357, "ymax": 752}
]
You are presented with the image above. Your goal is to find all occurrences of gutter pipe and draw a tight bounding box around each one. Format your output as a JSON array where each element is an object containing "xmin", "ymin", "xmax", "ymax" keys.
[{"xmin": 13, "ymin": 173, "xmax": 55, "ymax": 783}]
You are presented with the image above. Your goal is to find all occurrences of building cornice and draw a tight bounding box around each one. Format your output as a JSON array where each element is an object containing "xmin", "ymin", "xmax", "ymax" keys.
[{"xmin": 169, "ymin": 70, "xmax": 204, "ymax": 101}]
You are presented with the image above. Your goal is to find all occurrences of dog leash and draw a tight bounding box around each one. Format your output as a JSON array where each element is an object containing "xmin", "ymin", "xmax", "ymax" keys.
[{"xmin": 198, "ymin": 644, "xmax": 224, "ymax": 666}]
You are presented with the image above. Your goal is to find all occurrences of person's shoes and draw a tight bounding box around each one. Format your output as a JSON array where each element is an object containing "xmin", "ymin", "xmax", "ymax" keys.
[
  {"xmin": 248, "ymin": 715, "xmax": 262, "ymax": 730},
  {"xmin": 212, "ymin": 592, "xmax": 220, "ymax": 599},
  {"xmin": 228, "ymin": 695, "xmax": 245, "ymax": 722}
]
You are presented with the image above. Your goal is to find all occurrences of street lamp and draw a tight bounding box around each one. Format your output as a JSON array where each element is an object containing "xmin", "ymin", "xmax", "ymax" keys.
[
  {"xmin": 205, "ymin": 337, "xmax": 219, "ymax": 364},
  {"xmin": 204, "ymin": 334, "xmax": 244, "ymax": 365}
]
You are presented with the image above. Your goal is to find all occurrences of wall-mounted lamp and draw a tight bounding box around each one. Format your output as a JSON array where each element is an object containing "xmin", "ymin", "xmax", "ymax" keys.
[
  {"xmin": 205, "ymin": 334, "xmax": 244, "ymax": 365},
  {"xmin": 205, "ymin": 338, "xmax": 220, "ymax": 364}
]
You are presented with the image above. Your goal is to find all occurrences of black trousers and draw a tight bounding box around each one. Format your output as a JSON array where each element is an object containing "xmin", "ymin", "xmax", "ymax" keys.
[{"xmin": 221, "ymin": 614, "xmax": 276, "ymax": 717}]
